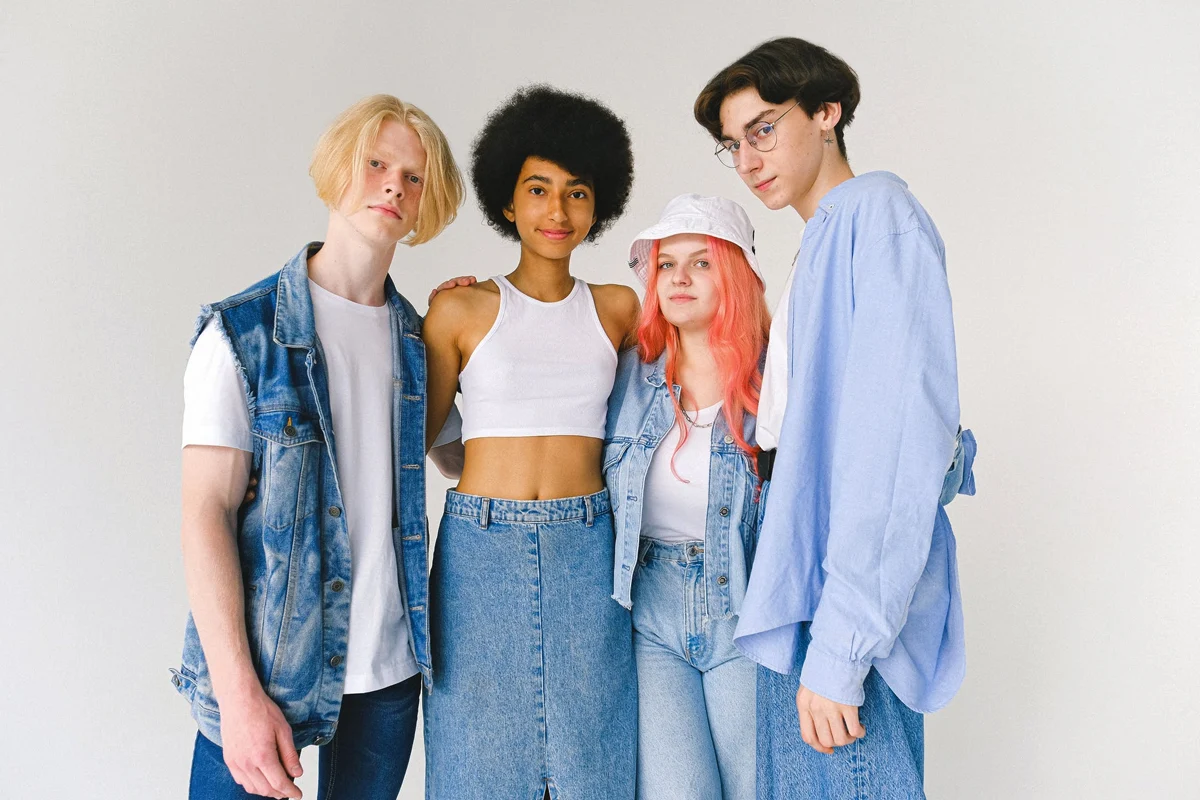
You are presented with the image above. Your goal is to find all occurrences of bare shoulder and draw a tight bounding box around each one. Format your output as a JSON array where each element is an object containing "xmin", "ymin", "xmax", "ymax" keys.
[
  {"xmin": 426, "ymin": 280, "xmax": 500, "ymax": 327},
  {"xmin": 425, "ymin": 280, "xmax": 502, "ymax": 349},
  {"xmin": 588, "ymin": 281, "xmax": 640, "ymax": 317},
  {"xmin": 587, "ymin": 282, "xmax": 641, "ymax": 350}
]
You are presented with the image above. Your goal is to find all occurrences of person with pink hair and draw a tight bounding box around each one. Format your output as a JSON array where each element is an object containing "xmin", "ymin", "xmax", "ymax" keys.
[{"xmin": 603, "ymin": 193, "xmax": 770, "ymax": 799}]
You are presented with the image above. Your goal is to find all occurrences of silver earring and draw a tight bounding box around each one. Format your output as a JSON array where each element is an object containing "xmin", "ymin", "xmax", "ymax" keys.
[{"xmin": 823, "ymin": 131, "xmax": 835, "ymax": 146}]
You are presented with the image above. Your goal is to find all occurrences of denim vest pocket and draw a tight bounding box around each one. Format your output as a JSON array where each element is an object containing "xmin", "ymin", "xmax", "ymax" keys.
[{"xmin": 252, "ymin": 411, "xmax": 324, "ymax": 532}]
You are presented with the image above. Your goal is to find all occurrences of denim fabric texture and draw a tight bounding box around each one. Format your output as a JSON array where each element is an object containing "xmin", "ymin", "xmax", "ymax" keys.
[
  {"xmin": 188, "ymin": 675, "xmax": 422, "ymax": 799},
  {"xmin": 605, "ymin": 350, "xmax": 762, "ymax": 613},
  {"xmin": 171, "ymin": 243, "xmax": 433, "ymax": 749},
  {"xmin": 736, "ymin": 172, "xmax": 972, "ymax": 713},
  {"xmin": 757, "ymin": 624, "xmax": 924, "ymax": 800},
  {"xmin": 633, "ymin": 540, "xmax": 756, "ymax": 800},
  {"xmin": 424, "ymin": 490, "xmax": 636, "ymax": 800}
]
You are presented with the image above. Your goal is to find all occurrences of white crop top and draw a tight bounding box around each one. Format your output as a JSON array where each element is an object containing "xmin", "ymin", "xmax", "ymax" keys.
[{"xmin": 459, "ymin": 275, "xmax": 618, "ymax": 442}]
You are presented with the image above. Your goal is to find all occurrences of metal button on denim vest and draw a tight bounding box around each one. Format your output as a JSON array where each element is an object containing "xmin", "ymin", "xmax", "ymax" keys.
[
  {"xmin": 604, "ymin": 350, "xmax": 762, "ymax": 615},
  {"xmin": 170, "ymin": 243, "xmax": 432, "ymax": 749}
]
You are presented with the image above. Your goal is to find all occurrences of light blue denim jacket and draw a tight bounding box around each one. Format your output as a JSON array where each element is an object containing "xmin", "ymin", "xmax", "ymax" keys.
[
  {"xmin": 170, "ymin": 243, "xmax": 433, "ymax": 749},
  {"xmin": 604, "ymin": 350, "xmax": 762, "ymax": 615}
]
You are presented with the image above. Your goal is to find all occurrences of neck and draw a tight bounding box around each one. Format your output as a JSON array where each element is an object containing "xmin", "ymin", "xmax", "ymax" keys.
[
  {"xmin": 792, "ymin": 156, "xmax": 856, "ymax": 221},
  {"xmin": 507, "ymin": 243, "xmax": 576, "ymax": 301},
  {"xmin": 307, "ymin": 214, "xmax": 396, "ymax": 306},
  {"xmin": 674, "ymin": 326, "xmax": 721, "ymax": 410}
]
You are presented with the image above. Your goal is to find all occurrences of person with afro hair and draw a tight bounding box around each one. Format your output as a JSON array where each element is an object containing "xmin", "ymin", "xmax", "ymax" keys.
[{"xmin": 421, "ymin": 85, "xmax": 640, "ymax": 800}]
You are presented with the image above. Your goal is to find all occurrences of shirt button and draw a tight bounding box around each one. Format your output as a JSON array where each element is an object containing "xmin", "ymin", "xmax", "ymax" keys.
[
  {"xmin": 172, "ymin": 675, "xmax": 181, "ymax": 687},
  {"xmin": 330, "ymin": 655, "xmax": 343, "ymax": 667},
  {"xmin": 329, "ymin": 506, "xmax": 342, "ymax": 518},
  {"xmin": 284, "ymin": 424, "xmax": 297, "ymax": 437},
  {"xmin": 717, "ymin": 575, "xmax": 728, "ymax": 586},
  {"xmin": 724, "ymin": 435, "xmax": 734, "ymax": 444},
  {"xmin": 719, "ymin": 507, "xmax": 730, "ymax": 517},
  {"xmin": 331, "ymin": 580, "xmax": 345, "ymax": 593}
]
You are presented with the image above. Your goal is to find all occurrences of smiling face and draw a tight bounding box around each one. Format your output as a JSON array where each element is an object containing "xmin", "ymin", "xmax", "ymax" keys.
[
  {"xmin": 335, "ymin": 118, "xmax": 427, "ymax": 247},
  {"xmin": 718, "ymin": 87, "xmax": 835, "ymax": 214},
  {"xmin": 503, "ymin": 156, "xmax": 596, "ymax": 262},
  {"xmin": 654, "ymin": 233, "xmax": 720, "ymax": 333}
]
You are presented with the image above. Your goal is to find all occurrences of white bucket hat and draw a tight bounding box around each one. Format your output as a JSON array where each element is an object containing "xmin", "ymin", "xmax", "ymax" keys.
[{"xmin": 627, "ymin": 193, "xmax": 761, "ymax": 285}]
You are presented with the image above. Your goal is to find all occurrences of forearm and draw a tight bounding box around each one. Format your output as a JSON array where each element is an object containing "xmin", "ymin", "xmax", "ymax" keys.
[{"xmin": 181, "ymin": 507, "xmax": 262, "ymax": 703}]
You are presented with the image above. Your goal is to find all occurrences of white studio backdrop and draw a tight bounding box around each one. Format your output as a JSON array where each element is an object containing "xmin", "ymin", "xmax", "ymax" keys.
[{"xmin": 1, "ymin": 1, "xmax": 1197, "ymax": 797}]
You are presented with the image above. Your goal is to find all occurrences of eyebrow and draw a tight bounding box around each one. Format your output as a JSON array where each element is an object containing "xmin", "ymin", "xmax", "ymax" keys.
[
  {"xmin": 522, "ymin": 174, "xmax": 594, "ymax": 189},
  {"xmin": 720, "ymin": 107, "xmax": 778, "ymax": 141},
  {"xmin": 658, "ymin": 248, "xmax": 709, "ymax": 261}
]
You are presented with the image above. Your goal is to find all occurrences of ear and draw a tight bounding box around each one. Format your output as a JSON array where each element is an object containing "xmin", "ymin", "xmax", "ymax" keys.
[
  {"xmin": 819, "ymin": 101, "xmax": 843, "ymax": 131},
  {"xmin": 503, "ymin": 203, "xmax": 515, "ymax": 223}
]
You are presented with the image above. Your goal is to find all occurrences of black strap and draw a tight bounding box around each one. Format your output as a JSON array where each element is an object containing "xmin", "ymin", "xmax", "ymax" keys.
[{"xmin": 756, "ymin": 449, "xmax": 777, "ymax": 481}]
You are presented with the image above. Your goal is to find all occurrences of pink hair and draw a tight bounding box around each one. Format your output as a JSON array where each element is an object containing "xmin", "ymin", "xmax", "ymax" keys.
[{"xmin": 636, "ymin": 236, "xmax": 771, "ymax": 478}]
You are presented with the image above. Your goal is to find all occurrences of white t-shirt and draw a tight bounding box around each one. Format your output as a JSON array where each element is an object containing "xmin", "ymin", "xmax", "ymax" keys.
[
  {"xmin": 639, "ymin": 402, "xmax": 722, "ymax": 544},
  {"xmin": 756, "ymin": 265, "xmax": 796, "ymax": 451},
  {"xmin": 182, "ymin": 280, "xmax": 461, "ymax": 694}
]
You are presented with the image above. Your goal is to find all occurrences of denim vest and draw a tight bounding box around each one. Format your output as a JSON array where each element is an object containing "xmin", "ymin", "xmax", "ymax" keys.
[
  {"xmin": 604, "ymin": 350, "xmax": 762, "ymax": 616},
  {"xmin": 170, "ymin": 243, "xmax": 432, "ymax": 749}
]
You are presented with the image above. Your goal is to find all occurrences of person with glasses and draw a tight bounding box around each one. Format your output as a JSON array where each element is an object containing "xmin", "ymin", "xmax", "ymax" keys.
[
  {"xmin": 421, "ymin": 85, "xmax": 641, "ymax": 800},
  {"xmin": 694, "ymin": 38, "xmax": 977, "ymax": 798}
]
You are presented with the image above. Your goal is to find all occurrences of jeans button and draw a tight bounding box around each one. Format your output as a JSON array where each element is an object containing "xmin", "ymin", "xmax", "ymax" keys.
[
  {"xmin": 313, "ymin": 736, "xmax": 328, "ymax": 746},
  {"xmin": 329, "ymin": 506, "xmax": 342, "ymax": 518},
  {"xmin": 331, "ymin": 580, "xmax": 345, "ymax": 593},
  {"xmin": 284, "ymin": 424, "xmax": 297, "ymax": 437},
  {"xmin": 724, "ymin": 434, "xmax": 734, "ymax": 444},
  {"xmin": 719, "ymin": 506, "xmax": 730, "ymax": 517},
  {"xmin": 717, "ymin": 575, "xmax": 728, "ymax": 586},
  {"xmin": 330, "ymin": 655, "xmax": 343, "ymax": 667}
]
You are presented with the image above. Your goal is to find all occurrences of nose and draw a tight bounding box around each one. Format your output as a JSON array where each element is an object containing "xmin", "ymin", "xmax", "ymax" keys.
[
  {"xmin": 383, "ymin": 169, "xmax": 404, "ymax": 199},
  {"xmin": 546, "ymin": 192, "xmax": 566, "ymax": 222},
  {"xmin": 735, "ymin": 144, "xmax": 762, "ymax": 176},
  {"xmin": 671, "ymin": 265, "xmax": 692, "ymax": 286}
]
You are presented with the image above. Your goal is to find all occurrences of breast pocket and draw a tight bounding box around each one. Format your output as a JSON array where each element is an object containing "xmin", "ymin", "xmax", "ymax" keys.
[{"xmin": 251, "ymin": 410, "xmax": 325, "ymax": 532}]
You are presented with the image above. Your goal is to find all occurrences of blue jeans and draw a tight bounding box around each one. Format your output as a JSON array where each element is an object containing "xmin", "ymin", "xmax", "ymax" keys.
[
  {"xmin": 424, "ymin": 490, "xmax": 636, "ymax": 800},
  {"xmin": 757, "ymin": 624, "xmax": 924, "ymax": 799},
  {"xmin": 633, "ymin": 540, "xmax": 756, "ymax": 800},
  {"xmin": 189, "ymin": 675, "xmax": 421, "ymax": 799}
]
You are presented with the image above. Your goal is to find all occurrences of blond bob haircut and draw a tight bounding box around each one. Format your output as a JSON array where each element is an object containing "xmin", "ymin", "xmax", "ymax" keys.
[{"xmin": 310, "ymin": 95, "xmax": 464, "ymax": 246}]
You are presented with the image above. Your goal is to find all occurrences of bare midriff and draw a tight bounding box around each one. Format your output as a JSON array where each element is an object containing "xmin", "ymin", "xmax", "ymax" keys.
[{"xmin": 456, "ymin": 435, "xmax": 605, "ymax": 501}]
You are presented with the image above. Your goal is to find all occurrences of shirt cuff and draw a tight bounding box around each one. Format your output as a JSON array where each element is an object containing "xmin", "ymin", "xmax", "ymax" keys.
[
  {"xmin": 799, "ymin": 644, "xmax": 871, "ymax": 707},
  {"xmin": 431, "ymin": 404, "xmax": 462, "ymax": 448}
]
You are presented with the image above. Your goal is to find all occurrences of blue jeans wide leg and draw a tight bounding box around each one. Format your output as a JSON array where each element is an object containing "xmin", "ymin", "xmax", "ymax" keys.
[
  {"xmin": 757, "ymin": 624, "xmax": 924, "ymax": 800},
  {"xmin": 188, "ymin": 675, "xmax": 421, "ymax": 800},
  {"xmin": 633, "ymin": 540, "xmax": 756, "ymax": 800}
]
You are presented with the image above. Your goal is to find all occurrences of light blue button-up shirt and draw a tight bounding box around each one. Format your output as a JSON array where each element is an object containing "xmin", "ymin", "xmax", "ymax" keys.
[{"xmin": 733, "ymin": 172, "xmax": 970, "ymax": 713}]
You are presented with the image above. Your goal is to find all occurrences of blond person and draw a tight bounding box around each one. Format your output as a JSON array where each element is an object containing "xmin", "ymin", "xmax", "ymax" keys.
[{"xmin": 174, "ymin": 95, "xmax": 464, "ymax": 799}]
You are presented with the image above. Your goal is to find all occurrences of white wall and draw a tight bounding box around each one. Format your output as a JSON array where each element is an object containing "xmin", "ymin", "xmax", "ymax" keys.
[{"xmin": 2, "ymin": 1, "xmax": 1197, "ymax": 797}]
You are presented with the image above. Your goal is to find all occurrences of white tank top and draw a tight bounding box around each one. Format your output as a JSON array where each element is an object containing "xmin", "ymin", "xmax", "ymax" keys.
[{"xmin": 459, "ymin": 275, "xmax": 618, "ymax": 441}]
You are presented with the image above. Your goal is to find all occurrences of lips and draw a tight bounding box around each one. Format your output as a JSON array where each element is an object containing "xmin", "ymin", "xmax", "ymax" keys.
[
  {"xmin": 370, "ymin": 205, "xmax": 401, "ymax": 220},
  {"xmin": 539, "ymin": 229, "xmax": 571, "ymax": 241},
  {"xmin": 668, "ymin": 294, "xmax": 696, "ymax": 303},
  {"xmin": 754, "ymin": 177, "xmax": 775, "ymax": 192}
]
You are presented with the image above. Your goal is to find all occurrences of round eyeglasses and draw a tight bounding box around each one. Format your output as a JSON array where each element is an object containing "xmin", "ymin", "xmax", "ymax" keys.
[{"xmin": 714, "ymin": 101, "xmax": 800, "ymax": 168}]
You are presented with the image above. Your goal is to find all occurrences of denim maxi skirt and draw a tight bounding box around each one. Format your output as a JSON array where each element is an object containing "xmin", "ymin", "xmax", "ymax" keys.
[{"xmin": 424, "ymin": 489, "xmax": 637, "ymax": 800}]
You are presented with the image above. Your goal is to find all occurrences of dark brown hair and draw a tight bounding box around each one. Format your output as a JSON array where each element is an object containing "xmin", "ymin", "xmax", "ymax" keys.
[{"xmin": 694, "ymin": 37, "xmax": 860, "ymax": 159}]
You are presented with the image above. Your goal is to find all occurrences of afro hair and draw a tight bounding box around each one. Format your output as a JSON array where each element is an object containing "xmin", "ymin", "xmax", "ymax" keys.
[{"xmin": 471, "ymin": 85, "xmax": 634, "ymax": 242}]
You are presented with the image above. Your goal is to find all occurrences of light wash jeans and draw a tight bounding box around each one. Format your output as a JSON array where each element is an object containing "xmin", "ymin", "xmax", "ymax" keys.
[
  {"xmin": 633, "ymin": 539, "xmax": 756, "ymax": 800},
  {"xmin": 425, "ymin": 490, "xmax": 636, "ymax": 800},
  {"xmin": 757, "ymin": 623, "xmax": 925, "ymax": 799}
]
